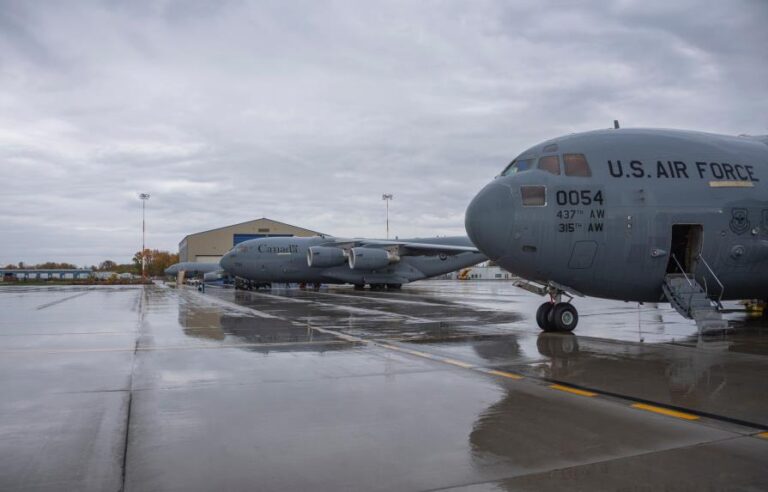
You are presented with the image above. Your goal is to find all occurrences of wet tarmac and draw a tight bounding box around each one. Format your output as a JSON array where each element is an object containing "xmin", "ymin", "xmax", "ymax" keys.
[{"xmin": 0, "ymin": 281, "xmax": 766, "ymax": 491}]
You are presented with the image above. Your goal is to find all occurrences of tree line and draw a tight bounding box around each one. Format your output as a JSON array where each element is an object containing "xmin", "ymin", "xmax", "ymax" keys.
[{"xmin": 3, "ymin": 249, "xmax": 179, "ymax": 277}]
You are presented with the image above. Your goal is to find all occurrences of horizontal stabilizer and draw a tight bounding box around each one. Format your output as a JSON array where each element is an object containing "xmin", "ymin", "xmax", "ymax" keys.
[{"xmin": 165, "ymin": 262, "xmax": 221, "ymax": 275}]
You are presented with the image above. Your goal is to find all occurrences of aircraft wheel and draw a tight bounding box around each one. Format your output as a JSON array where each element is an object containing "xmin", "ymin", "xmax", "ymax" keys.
[
  {"xmin": 386, "ymin": 283, "xmax": 402, "ymax": 290},
  {"xmin": 550, "ymin": 303, "xmax": 578, "ymax": 332},
  {"xmin": 353, "ymin": 284, "xmax": 365, "ymax": 290},
  {"xmin": 370, "ymin": 283, "xmax": 385, "ymax": 291},
  {"xmin": 536, "ymin": 302, "xmax": 555, "ymax": 331}
]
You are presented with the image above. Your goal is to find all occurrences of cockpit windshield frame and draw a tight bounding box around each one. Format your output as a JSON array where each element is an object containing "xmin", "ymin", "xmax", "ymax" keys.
[{"xmin": 500, "ymin": 157, "xmax": 535, "ymax": 177}]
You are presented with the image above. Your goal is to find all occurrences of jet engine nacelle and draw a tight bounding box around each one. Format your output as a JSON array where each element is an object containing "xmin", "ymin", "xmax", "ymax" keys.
[
  {"xmin": 307, "ymin": 246, "xmax": 347, "ymax": 268},
  {"xmin": 348, "ymin": 247, "xmax": 399, "ymax": 270},
  {"xmin": 203, "ymin": 270, "xmax": 226, "ymax": 281}
]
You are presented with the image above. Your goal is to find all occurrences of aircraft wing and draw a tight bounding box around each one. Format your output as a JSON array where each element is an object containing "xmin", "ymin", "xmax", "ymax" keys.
[{"xmin": 321, "ymin": 238, "xmax": 481, "ymax": 256}]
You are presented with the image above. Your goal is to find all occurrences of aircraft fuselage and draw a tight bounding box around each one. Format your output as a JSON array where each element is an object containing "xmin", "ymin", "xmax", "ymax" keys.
[
  {"xmin": 466, "ymin": 128, "xmax": 768, "ymax": 302},
  {"xmin": 220, "ymin": 235, "xmax": 486, "ymax": 286}
]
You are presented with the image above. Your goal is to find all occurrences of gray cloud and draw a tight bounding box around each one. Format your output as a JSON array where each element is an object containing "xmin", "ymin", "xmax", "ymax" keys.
[{"xmin": 0, "ymin": 0, "xmax": 766, "ymax": 265}]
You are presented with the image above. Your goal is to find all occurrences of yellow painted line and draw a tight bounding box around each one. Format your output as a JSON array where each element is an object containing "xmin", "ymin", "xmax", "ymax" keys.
[
  {"xmin": 487, "ymin": 369, "xmax": 524, "ymax": 380},
  {"xmin": 376, "ymin": 343, "xmax": 449, "ymax": 361},
  {"xmin": 442, "ymin": 358, "xmax": 474, "ymax": 369},
  {"xmin": 756, "ymin": 432, "xmax": 768, "ymax": 440},
  {"xmin": 379, "ymin": 344, "xmax": 476, "ymax": 369},
  {"xmin": 405, "ymin": 349, "xmax": 434, "ymax": 358},
  {"xmin": 709, "ymin": 180, "xmax": 754, "ymax": 188},
  {"xmin": 631, "ymin": 403, "xmax": 699, "ymax": 420},
  {"xmin": 379, "ymin": 344, "xmax": 524, "ymax": 378},
  {"xmin": 549, "ymin": 384, "xmax": 597, "ymax": 397},
  {"xmin": 378, "ymin": 344, "xmax": 403, "ymax": 352}
]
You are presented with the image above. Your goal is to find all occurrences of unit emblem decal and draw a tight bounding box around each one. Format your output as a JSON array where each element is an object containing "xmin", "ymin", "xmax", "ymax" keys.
[{"xmin": 729, "ymin": 208, "xmax": 750, "ymax": 235}]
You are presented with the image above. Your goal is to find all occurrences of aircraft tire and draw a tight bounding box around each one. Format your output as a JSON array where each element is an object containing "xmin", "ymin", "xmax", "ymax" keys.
[
  {"xmin": 550, "ymin": 303, "xmax": 578, "ymax": 332},
  {"xmin": 536, "ymin": 302, "xmax": 555, "ymax": 331},
  {"xmin": 386, "ymin": 283, "xmax": 402, "ymax": 290},
  {"xmin": 370, "ymin": 283, "xmax": 385, "ymax": 291},
  {"xmin": 354, "ymin": 284, "xmax": 365, "ymax": 290}
]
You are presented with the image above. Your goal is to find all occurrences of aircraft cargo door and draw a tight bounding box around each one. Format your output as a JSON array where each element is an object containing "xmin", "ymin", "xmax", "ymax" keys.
[{"xmin": 666, "ymin": 224, "xmax": 702, "ymax": 274}]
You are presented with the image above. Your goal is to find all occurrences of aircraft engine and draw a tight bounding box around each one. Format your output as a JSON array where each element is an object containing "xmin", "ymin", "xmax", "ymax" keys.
[
  {"xmin": 348, "ymin": 247, "xmax": 399, "ymax": 270},
  {"xmin": 307, "ymin": 246, "xmax": 347, "ymax": 268},
  {"xmin": 203, "ymin": 270, "xmax": 226, "ymax": 281}
]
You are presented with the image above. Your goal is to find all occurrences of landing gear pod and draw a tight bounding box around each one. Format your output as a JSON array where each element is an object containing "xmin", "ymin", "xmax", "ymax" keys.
[
  {"xmin": 348, "ymin": 248, "xmax": 399, "ymax": 270},
  {"xmin": 307, "ymin": 247, "xmax": 347, "ymax": 268}
]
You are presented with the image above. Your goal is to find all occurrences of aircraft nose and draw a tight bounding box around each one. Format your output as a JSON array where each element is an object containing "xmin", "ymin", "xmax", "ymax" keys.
[
  {"xmin": 220, "ymin": 251, "xmax": 236, "ymax": 273},
  {"xmin": 465, "ymin": 182, "xmax": 514, "ymax": 260}
]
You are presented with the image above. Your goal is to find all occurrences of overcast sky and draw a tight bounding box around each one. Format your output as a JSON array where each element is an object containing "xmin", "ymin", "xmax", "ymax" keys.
[{"xmin": 1, "ymin": 0, "xmax": 766, "ymax": 266}]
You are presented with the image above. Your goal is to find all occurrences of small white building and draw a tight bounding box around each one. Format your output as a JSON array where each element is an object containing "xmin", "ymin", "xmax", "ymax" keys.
[{"xmin": 446, "ymin": 265, "xmax": 518, "ymax": 281}]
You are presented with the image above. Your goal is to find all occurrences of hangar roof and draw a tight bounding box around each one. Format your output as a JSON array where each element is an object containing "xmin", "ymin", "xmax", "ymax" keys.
[{"xmin": 181, "ymin": 217, "xmax": 327, "ymax": 241}]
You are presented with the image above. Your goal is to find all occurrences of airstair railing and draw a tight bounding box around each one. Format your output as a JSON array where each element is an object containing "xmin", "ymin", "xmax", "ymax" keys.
[
  {"xmin": 669, "ymin": 254, "xmax": 696, "ymax": 317},
  {"xmin": 670, "ymin": 254, "xmax": 694, "ymax": 287},
  {"xmin": 697, "ymin": 253, "xmax": 724, "ymax": 308}
]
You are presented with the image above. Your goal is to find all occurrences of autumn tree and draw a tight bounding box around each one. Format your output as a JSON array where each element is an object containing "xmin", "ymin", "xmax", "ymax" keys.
[
  {"xmin": 132, "ymin": 249, "xmax": 179, "ymax": 277},
  {"xmin": 35, "ymin": 262, "xmax": 78, "ymax": 269}
]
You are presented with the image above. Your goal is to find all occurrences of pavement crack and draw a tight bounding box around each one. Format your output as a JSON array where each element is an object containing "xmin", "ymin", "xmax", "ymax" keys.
[
  {"xmin": 119, "ymin": 287, "xmax": 144, "ymax": 492},
  {"xmin": 34, "ymin": 291, "xmax": 90, "ymax": 310}
]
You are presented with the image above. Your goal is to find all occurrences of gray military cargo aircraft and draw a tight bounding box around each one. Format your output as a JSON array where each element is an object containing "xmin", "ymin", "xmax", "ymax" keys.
[
  {"xmin": 219, "ymin": 235, "xmax": 486, "ymax": 289},
  {"xmin": 465, "ymin": 128, "xmax": 768, "ymax": 332}
]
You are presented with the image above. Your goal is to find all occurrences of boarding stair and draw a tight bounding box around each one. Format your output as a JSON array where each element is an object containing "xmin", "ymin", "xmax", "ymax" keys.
[{"xmin": 662, "ymin": 254, "xmax": 727, "ymax": 332}]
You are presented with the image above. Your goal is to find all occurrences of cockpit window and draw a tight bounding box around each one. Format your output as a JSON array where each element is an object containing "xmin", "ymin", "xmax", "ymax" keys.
[
  {"xmin": 501, "ymin": 158, "xmax": 534, "ymax": 176},
  {"xmin": 521, "ymin": 185, "xmax": 546, "ymax": 206},
  {"xmin": 564, "ymin": 153, "xmax": 591, "ymax": 177},
  {"xmin": 537, "ymin": 155, "xmax": 560, "ymax": 175}
]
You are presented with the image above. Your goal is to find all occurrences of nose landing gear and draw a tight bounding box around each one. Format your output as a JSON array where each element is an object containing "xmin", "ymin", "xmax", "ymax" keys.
[{"xmin": 536, "ymin": 288, "xmax": 579, "ymax": 332}]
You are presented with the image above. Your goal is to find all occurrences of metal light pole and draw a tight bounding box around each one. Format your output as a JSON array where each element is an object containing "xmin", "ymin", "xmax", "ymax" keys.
[
  {"xmin": 139, "ymin": 193, "xmax": 150, "ymax": 279},
  {"xmin": 382, "ymin": 194, "xmax": 393, "ymax": 239}
]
